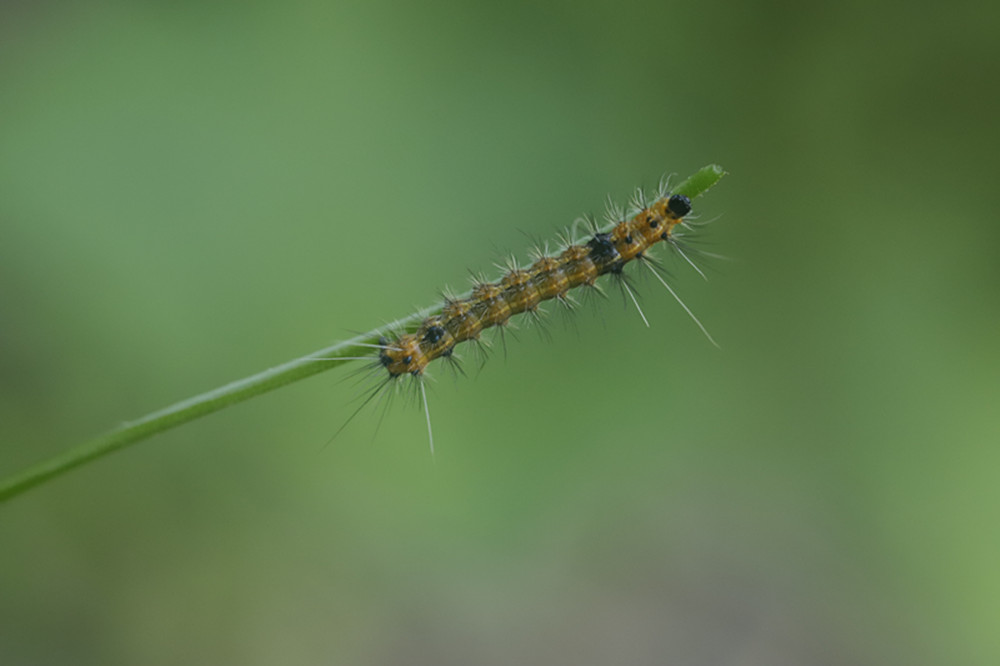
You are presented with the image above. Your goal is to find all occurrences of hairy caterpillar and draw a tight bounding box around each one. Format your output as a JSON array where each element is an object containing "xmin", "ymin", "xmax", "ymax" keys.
[{"xmin": 327, "ymin": 174, "xmax": 723, "ymax": 452}]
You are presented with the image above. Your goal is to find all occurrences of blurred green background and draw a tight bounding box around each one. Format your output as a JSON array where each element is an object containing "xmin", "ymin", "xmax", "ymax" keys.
[{"xmin": 2, "ymin": 0, "xmax": 998, "ymax": 664}]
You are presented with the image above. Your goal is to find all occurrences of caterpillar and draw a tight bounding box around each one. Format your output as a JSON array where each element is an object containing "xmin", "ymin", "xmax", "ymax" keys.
[{"xmin": 328, "ymin": 172, "xmax": 724, "ymax": 452}]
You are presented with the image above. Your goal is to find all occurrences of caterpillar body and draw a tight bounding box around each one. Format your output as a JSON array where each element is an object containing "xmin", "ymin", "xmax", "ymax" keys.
[
  {"xmin": 331, "ymin": 174, "xmax": 723, "ymax": 452},
  {"xmin": 378, "ymin": 191, "xmax": 700, "ymax": 377}
]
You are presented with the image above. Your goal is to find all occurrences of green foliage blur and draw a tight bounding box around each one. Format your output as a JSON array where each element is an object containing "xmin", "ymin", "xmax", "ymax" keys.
[{"xmin": 2, "ymin": 0, "xmax": 998, "ymax": 664}]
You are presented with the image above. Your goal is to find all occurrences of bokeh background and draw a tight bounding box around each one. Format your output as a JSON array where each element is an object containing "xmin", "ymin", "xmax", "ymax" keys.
[{"xmin": 2, "ymin": 1, "xmax": 998, "ymax": 664}]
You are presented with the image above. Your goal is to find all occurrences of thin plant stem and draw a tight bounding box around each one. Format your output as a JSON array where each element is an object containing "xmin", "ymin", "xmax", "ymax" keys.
[{"xmin": 0, "ymin": 165, "xmax": 725, "ymax": 503}]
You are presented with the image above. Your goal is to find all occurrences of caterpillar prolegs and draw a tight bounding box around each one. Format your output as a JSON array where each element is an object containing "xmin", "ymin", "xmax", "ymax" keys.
[{"xmin": 331, "ymin": 170, "xmax": 725, "ymax": 452}]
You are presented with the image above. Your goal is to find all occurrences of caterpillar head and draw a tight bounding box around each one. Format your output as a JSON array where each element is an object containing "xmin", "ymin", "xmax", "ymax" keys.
[{"xmin": 667, "ymin": 194, "xmax": 691, "ymax": 219}]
